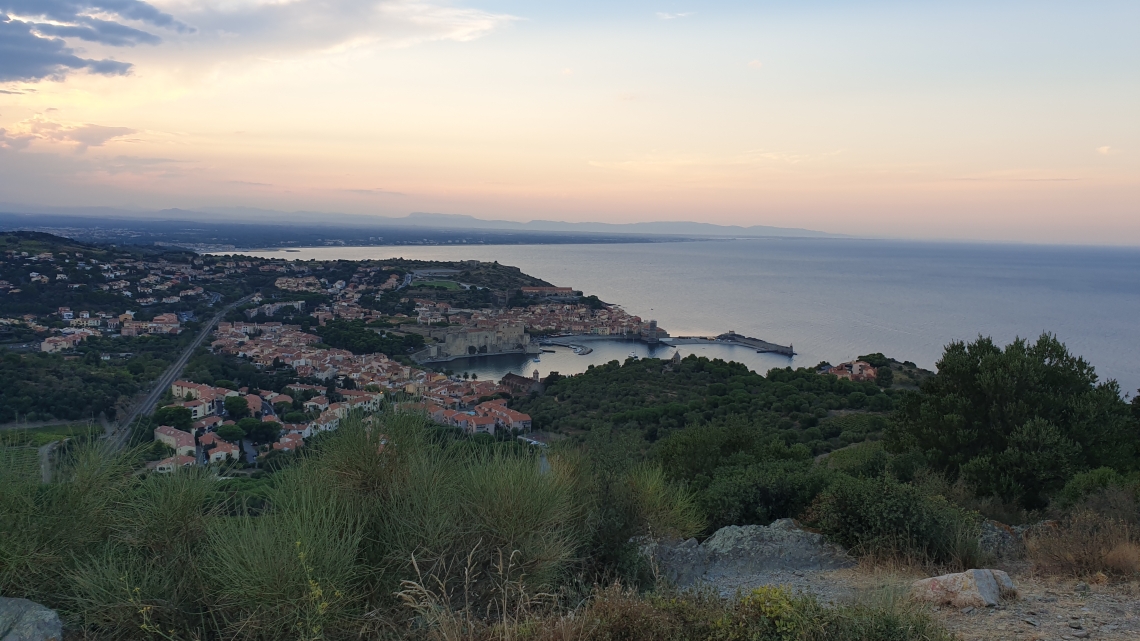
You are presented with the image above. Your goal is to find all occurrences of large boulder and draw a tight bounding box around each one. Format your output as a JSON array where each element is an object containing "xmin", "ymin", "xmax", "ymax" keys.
[
  {"xmin": 0, "ymin": 597, "xmax": 62, "ymax": 641},
  {"xmin": 911, "ymin": 569, "xmax": 1018, "ymax": 609},
  {"xmin": 641, "ymin": 518, "xmax": 855, "ymax": 588}
]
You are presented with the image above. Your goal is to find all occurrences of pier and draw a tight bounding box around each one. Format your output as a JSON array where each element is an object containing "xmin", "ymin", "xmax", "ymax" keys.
[{"xmin": 660, "ymin": 331, "xmax": 794, "ymax": 356}]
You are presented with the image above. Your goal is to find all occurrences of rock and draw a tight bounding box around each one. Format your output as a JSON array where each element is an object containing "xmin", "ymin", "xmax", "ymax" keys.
[
  {"xmin": 979, "ymin": 520, "xmax": 1025, "ymax": 560},
  {"xmin": 640, "ymin": 518, "xmax": 855, "ymax": 589},
  {"xmin": 911, "ymin": 569, "xmax": 1019, "ymax": 609},
  {"xmin": 0, "ymin": 597, "xmax": 62, "ymax": 641}
]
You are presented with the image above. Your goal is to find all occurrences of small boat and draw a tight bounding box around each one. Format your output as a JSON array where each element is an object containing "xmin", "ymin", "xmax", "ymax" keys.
[
  {"xmin": 628, "ymin": 351, "xmax": 637, "ymax": 359},
  {"xmin": 533, "ymin": 356, "xmax": 541, "ymax": 363}
]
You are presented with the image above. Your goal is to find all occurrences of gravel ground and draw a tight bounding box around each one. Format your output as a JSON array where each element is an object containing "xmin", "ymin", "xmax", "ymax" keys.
[
  {"xmin": 936, "ymin": 575, "xmax": 1140, "ymax": 641},
  {"xmin": 697, "ymin": 567, "xmax": 860, "ymax": 604},
  {"xmin": 698, "ymin": 564, "xmax": 1140, "ymax": 641}
]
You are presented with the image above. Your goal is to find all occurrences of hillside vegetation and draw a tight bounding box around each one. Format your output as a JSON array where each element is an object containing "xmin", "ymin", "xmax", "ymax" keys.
[{"xmin": 2, "ymin": 333, "xmax": 1139, "ymax": 640}]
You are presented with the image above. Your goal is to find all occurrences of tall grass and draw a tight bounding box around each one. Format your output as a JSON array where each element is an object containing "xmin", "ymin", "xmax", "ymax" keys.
[
  {"xmin": 203, "ymin": 471, "xmax": 365, "ymax": 640},
  {"xmin": 1027, "ymin": 510, "xmax": 1139, "ymax": 577},
  {"xmin": 2, "ymin": 408, "xmax": 959, "ymax": 641}
]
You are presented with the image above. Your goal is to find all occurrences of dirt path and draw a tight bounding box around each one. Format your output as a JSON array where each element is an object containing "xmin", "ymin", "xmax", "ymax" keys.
[
  {"xmin": 752, "ymin": 566, "xmax": 1140, "ymax": 640},
  {"xmin": 937, "ymin": 575, "xmax": 1140, "ymax": 641}
]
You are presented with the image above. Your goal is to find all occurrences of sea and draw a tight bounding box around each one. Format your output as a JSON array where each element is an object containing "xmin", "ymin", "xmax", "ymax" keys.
[{"xmin": 235, "ymin": 238, "xmax": 1140, "ymax": 394}]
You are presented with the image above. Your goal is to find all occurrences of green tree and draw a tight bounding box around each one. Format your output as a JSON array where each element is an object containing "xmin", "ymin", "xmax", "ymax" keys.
[
  {"xmin": 217, "ymin": 423, "xmax": 245, "ymax": 443},
  {"xmin": 887, "ymin": 334, "xmax": 1138, "ymax": 509},
  {"xmin": 857, "ymin": 353, "xmax": 891, "ymax": 368},
  {"xmin": 224, "ymin": 395, "xmax": 250, "ymax": 420},
  {"xmin": 152, "ymin": 405, "xmax": 194, "ymax": 431}
]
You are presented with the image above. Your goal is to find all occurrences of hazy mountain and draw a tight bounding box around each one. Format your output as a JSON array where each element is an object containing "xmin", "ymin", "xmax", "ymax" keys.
[
  {"xmin": 0, "ymin": 202, "xmax": 843, "ymax": 239},
  {"xmin": 393, "ymin": 212, "xmax": 842, "ymax": 238}
]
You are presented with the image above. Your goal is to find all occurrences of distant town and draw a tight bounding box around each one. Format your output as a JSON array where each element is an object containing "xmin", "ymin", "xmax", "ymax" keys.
[{"xmin": 0, "ymin": 231, "xmax": 811, "ymax": 477}]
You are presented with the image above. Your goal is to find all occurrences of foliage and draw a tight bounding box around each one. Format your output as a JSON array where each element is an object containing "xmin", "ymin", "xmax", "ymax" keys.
[
  {"xmin": 511, "ymin": 355, "xmax": 894, "ymax": 454},
  {"xmin": 0, "ymin": 334, "xmax": 189, "ymax": 422},
  {"xmin": 887, "ymin": 334, "xmax": 1140, "ymax": 509},
  {"xmin": 153, "ymin": 405, "xmax": 193, "ymax": 431},
  {"xmin": 223, "ymin": 395, "xmax": 250, "ymax": 420},
  {"xmin": 216, "ymin": 424, "xmax": 245, "ymax": 443},
  {"xmin": 314, "ymin": 319, "xmax": 425, "ymax": 356},
  {"xmin": 805, "ymin": 475, "xmax": 982, "ymax": 568},
  {"xmin": 182, "ymin": 349, "xmax": 301, "ymax": 395}
]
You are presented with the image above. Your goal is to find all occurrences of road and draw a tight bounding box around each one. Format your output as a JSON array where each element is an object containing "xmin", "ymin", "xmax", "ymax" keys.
[{"xmin": 107, "ymin": 295, "xmax": 252, "ymax": 450}]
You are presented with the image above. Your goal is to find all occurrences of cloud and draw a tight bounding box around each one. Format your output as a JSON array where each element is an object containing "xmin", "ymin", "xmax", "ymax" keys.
[
  {"xmin": 2, "ymin": 115, "xmax": 135, "ymax": 151},
  {"xmin": 589, "ymin": 149, "xmax": 842, "ymax": 174},
  {"xmin": 656, "ymin": 12, "xmax": 694, "ymax": 20},
  {"xmin": 33, "ymin": 16, "xmax": 164, "ymax": 46},
  {"xmin": 748, "ymin": 60, "xmax": 763, "ymax": 70},
  {"xmin": 1096, "ymin": 146, "xmax": 1115, "ymax": 155},
  {"xmin": 1, "ymin": 1, "xmax": 518, "ymax": 83},
  {"xmin": 951, "ymin": 176, "xmax": 1080, "ymax": 182},
  {"xmin": 0, "ymin": 15, "xmax": 133, "ymax": 81},
  {"xmin": 0, "ymin": 1, "xmax": 191, "ymax": 81},
  {"xmin": 0, "ymin": 127, "xmax": 35, "ymax": 150},
  {"xmin": 343, "ymin": 188, "xmax": 404, "ymax": 196},
  {"xmin": 160, "ymin": 0, "xmax": 518, "ymax": 64}
]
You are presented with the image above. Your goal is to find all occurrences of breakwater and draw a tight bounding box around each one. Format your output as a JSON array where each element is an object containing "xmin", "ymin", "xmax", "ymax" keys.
[{"xmin": 661, "ymin": 331, "xmax": 794, "ymax": 356}]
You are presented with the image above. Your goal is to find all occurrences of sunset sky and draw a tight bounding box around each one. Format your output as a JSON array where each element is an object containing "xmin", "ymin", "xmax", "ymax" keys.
[{"xmin": 0, "ymin": 0, "xmax": 1137, "ymax": 244}]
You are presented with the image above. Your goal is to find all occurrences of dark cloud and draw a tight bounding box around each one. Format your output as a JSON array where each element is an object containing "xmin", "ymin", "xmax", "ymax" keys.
[
  {"xmin": 0, "ymin": 16, "xmax": 132, "ymax": 81},
  {"xmin": 0, "ymin": 0, "xmax": 191, "ymax": 33},
  {"xmin": 0, "ymin": 0, "xmax": 192, "ymax": 82},
  {"xmin": 33, "ymin": 16, "xmax": 163, "ymax": 47}
]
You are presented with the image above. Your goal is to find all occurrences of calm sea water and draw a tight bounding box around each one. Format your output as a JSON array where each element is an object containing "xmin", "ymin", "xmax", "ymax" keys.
[{"xmin": 236, "ymin": 239, "xmax": 1140, "ymax": 393}]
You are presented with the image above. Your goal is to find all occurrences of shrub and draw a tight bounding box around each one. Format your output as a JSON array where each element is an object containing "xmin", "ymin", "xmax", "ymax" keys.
[
  {"xmin": 805, "ymin": 475, "xmax": 982, "ymax": 568},
  {"xmin": 1104, "ymin": 543, "xmax": 1140, "ymax": 575},
  {"xmin": 1026, "ymin": 510, "xmax": 1137, "ymax": 576},
  {"xmin": 202, "ymin": 470, "xmax": 365, "ymax": 639},
  {"xmin": 626, "ymin": 464, "xmax": 706, "ymax": 539},
  {"xmin": 700, "ymin": 460, "xmax": 834, "ymax": 530}
]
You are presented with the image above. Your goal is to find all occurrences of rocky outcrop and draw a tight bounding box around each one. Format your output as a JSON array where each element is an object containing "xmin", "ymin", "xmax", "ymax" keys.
[
  {"xmin": 978, "ymin": 520, "xmax": 1025, "ymax": 560},
  {"xmin": 0, "ymin": 597, "xmax": 62, "ymax": 641},
  {"xmin": 640, "ymin": 518, "xmax": 855, "ymax": 589},
  {"xmin": 911, "ymin": 569, "xmax": 1019, "ymax": 609}
]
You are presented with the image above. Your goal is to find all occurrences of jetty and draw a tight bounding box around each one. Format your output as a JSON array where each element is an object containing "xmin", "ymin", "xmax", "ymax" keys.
[
  {"xmin": 661, "ymin": 331, "xmax": 794, "ymax": 356},
  {"xmin": 539, "ymin": 337, "xmax": 594, "ymax": 355}
]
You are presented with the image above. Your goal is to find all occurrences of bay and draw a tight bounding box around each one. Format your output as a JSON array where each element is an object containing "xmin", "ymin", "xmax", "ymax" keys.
[{"xmin": 235, "ymin": 238, "xmax": 1140, "ymax": 393}]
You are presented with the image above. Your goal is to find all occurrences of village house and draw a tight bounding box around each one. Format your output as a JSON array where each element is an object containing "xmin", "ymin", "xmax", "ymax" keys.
[
  {"xmin": 198, "ymin": 432, "xmax": 241, "ymax": 463},
  {"xmin": 153, "ymin": 455, "xmax": 196, "ymax": 473},
  {"xmin": 154, "ymin": 425, "xmax": 196, "ymax": 457},
  {"xmin": 827, "ymin": 360, "xmax": 877, "ymax": 382}
]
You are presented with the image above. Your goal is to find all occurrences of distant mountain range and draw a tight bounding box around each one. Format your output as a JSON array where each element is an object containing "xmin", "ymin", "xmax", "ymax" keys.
[
  {"xmin": 0, "ymin": 203, "xmax": 843, "ymax": 239},
  {"xmin": 375, "ymin": 212, "xmax": 843, "ymax": 238}
]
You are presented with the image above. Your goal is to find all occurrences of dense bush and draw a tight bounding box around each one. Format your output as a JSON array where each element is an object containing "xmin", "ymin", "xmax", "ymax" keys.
[
  {"xmin": 0, "ymin": 334, "xmax": 191, "ymax": 422},
  {"xmin": 805, "ymin": 475, "xmax": 982, "ymax": 568},
  {"xmin": 888, "ymin": 334, "xmax": 1140, "ymax": 509},
  {"xmin": 511, "ymin": 356, "xmax": 894, "ymax": 451}
]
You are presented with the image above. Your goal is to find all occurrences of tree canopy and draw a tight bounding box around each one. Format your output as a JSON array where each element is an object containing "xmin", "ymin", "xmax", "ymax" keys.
[{"xmin": 887, "ymin": 333, "xmax": 1139, "ymax": 509}]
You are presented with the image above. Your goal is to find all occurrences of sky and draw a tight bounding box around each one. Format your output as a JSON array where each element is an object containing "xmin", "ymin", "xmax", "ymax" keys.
[{"xmin": 0, "ymin": 0, "xmax": 1137, "ymax": 244}]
